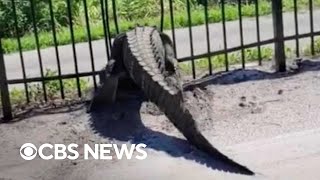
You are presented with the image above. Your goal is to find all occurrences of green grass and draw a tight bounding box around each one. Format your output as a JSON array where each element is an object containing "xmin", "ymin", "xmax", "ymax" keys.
[
  {"xmin": 179, "ymin": 47, "xmax": 274, "ymax": 74},
  {"xmin": 178, "ymin": 46, "xmax": 297, "ymax": 75},
  {"xmin": 303, "ymin": 38, "xmax": 320, "ymax": 56},
  {"xmin": 0, "ymin": 69, "xmax": 90, "ymax": 109},
  {"xmin": 2, "ymin": 0, "xmax": 320, "ymax": 54},
  {"xmin": 179, "ymin": 36, "xmax": 320, "ymax": 75}
]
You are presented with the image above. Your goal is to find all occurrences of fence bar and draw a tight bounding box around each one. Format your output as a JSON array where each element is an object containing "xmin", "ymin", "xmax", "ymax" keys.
[
  {"xmin": 30, "ymin": 0, "xmax": 47, "ymax": 101},
  {"xmin": 105, "ymin": 0, "xmax": 113, "ymax": 52},
  {"xmin": 160, "ymin": 0, "xmax": 164, "ymax": 32},
  {"xmin": 11, "ymin": 0, "xmax": 29, "ymax": 102},
  {"xmin": 0, "ymin": 37, "xmax": 13, "ymax": 121},
  {"xmin": 66, "ymin": 0, "xmax": 82, "ymax": 97},
  {"xmin": 309, "ymin": 0, "xmax": 315, "ymax": 55},
  {"xmin": 221, "ymin": 0, "xmax": 229, "ymax": 71},
  {"xmin": 112, "ymin": 0, "xmax": 119, "ymax": 34},
  {"xmin": 293, "ymin": 0, "xmax": 300, "ymax": 57},
  {"xmin": 255, "ymin": 0, "xmax": 262, "ymax": 65},
  {"xmin": 283, "ymin": 31, "xmax": 320, "ymax": 41},
  {"xmin": 83, "ymin": 0, "xmax": 97, "ymax": 90},
  {"xmin": 238, "ymin": 0, "xmax": 245, "ymax": 69},
  {"xmin": 169, "ymin": 0, "xmax": 177, "ymax": 57},
  {"xmin": 100, "ymin": 0, "xmax": 111, "ymax": 60},
  {"xmin": 185, "ymin": 31, "xmax": 315, "ymax": 63},
  {"xmin": 204, "ymin": 0, "xmax": 212, "ymax": 75},
  {"xmin": 8, "ymin": 71, "xmax": 101, "ymax": 85},
  {"xmin": 272, "ymin": 0, "xmax": 286, "ymax": 72},
  {"xmin": 48, "ymin": 0, "xmax": 65, "ymax": 99},
  {"xmin": 186, "ymin": 0, "xmax": 196, "ymax": 79},
  {"xmin": 179, "ymin": 38, "xmax": 275, "ymax": 62}
]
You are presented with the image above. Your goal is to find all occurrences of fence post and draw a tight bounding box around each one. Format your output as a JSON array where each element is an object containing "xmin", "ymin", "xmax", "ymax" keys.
[
  {"xmin": 0, "ymin": 37, "xmax": 13, "ymax": 121},
  {"xmin": 272, "ymin": 0, "xmax": 286, "ymax": 72}
]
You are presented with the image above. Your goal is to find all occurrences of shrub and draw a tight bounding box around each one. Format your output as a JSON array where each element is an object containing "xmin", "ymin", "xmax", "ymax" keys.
[
  {"xmin": 0, "ymin": 0, "xmax": 86, "ymax": 37},
  {"xmin": 0, "ymin": 0, "xmax": 31, "ymax": 37}
]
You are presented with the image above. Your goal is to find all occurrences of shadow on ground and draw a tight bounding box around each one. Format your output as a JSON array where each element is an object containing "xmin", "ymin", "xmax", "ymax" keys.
[
  {"xmin": 88, "ymin": 92, "xmax": 254, "ymax": 176},
  {"xmin": 184, "ymin": 59, "xmax": 320, "ymax": 91}
]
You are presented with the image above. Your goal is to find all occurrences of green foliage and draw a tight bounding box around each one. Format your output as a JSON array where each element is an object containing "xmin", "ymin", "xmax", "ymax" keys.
[
  {"xmin": 0, "ymin": 0, "xmax": 98, "ymax": 37},
  {"xmin": 0, "ymin": 0, "xmax": 30, "ymax": 37},
  {"xmin": 42, "ymin": 69, "xmax": 90, "ymax": 100},
  {"xmin": 303, "ymin": 38, "xmax": 320, "ymax": 56},
  {"xmin": 116, "ymin": 0, "xmax": 160, "ymax": 20},
  {"xmin": 8, "ymin": 88, "xmax": 27, "ymax": 107}
]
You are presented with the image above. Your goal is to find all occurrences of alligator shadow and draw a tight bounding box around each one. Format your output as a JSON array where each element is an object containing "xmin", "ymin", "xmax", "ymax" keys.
[
  {"xmin": 184, "ymin": 59, "xmax": 320, "ymax": 91},
  {"xmin": 88, "ymin": 93, "xmax": 253, "ymax": 176}
]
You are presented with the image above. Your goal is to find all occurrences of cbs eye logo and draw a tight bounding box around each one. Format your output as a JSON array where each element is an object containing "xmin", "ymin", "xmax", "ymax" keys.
[{"xmin": 20, "ymin": 143, "xmax": 37, "ymax": 160}]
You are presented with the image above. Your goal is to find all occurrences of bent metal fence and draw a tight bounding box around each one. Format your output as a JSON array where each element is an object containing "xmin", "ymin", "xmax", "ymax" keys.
[{"xmin": 0, "ymin": 0, "xmax": 319, "ymax": 121}]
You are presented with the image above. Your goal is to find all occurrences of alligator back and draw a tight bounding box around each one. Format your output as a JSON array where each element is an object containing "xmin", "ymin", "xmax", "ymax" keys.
[{"xmin": 122, "ymin": 27, "xmax": 254, "ymax": 175}]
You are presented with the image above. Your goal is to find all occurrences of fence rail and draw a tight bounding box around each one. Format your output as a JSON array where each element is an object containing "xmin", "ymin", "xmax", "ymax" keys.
[{"xmin": 1, "ymin": 0, "xmax": 320, "ymax": 121}]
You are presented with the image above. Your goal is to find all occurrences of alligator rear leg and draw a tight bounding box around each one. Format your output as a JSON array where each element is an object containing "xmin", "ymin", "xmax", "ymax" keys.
[
  {"xmin": 88, "ymin": 60, "xmax": 121, "ymax": 112},
  {"xmin": 88, "ymin": 33, "xmax": 136, "ymax": 111}
]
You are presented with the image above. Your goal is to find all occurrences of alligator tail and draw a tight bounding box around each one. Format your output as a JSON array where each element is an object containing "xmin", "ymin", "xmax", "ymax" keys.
[{"xmin": 123, "ymin": 27, "xmax": 254, "ymax": 175}]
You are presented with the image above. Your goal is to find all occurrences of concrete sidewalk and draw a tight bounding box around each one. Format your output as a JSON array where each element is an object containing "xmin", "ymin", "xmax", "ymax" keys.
[
  {"xmin": 96, "ymin": 127, "xmax": 320, "ymax": 179},
  {"xmin": 226, "ymin": 128, "xmax": 320, "ymax": 179}
]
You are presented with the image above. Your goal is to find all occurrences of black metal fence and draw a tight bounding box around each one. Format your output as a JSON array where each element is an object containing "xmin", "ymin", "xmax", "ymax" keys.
[{"xmin": 1, "ymin": 0, "xmax": 319, "ymax": 121}]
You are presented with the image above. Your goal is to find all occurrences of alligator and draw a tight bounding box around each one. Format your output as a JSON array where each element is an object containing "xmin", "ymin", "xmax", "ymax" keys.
[{"xmin": 89, "ymin": 26, "xmax": 254, "ymax": 175}]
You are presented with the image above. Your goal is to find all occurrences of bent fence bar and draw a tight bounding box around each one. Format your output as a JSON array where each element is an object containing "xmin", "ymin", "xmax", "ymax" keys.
[{"xmin": 1, "ymin": 0, "xmax": 320, "ymax": 121}]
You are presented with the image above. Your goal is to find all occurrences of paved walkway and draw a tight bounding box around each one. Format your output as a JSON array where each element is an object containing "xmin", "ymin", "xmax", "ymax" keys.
[
  {"xmin": 96, "ymin": 127, "xmax": 320, "ymax": 179},
  {"xmin": 3, "ymin": 10, "xmax": 320, "ymax": 80},
  {"xmin": 227, "ymin": 128, "xmax": 320, "ymax": 179}
]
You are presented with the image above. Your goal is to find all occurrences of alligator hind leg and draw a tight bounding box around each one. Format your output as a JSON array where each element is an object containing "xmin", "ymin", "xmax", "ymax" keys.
[
  {"xmin": 87, "ymin": 77, "xmax": 118, "ymax": 113},
  {"xmin": 87, "ymin": 59, "xmax": 124, "ymax": 112},
  {"xmin": 88, "ymin": 33, "xmax": 128, "ymax": 112},
  {"xmin": 88, "ymin": 68, "xmax": 139, "ymax": 112}
]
